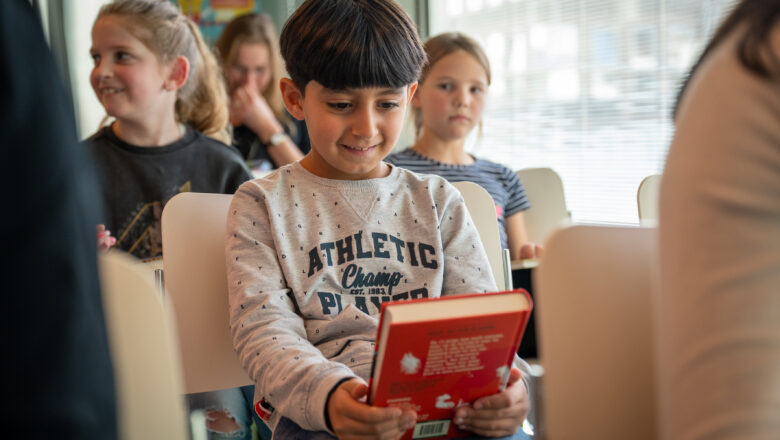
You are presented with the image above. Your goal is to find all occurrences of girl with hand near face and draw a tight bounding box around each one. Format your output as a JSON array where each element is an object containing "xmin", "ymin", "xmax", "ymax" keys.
[{"xmin": 215, "ymin": 13, "xmax": 310, "ymax": 171}]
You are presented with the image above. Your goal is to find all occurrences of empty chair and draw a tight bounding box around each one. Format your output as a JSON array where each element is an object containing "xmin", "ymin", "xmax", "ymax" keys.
[
  {"xmin": 516, "ymin": 167, "xmax": 570, "ymax": 246},
  {"xmin": 637, "ymin": 174, "xmax": 661, "ymax": 223},
  {"xmin": 99, "ymin": 251, "xmax": 189, "ymax": 440},
  {"xmin": 161, "ymin": 192, "xmax": 253, "ymax": 394},
  {"xmin": 452, "ymin": 181, "xmax": 510, "ymax": 290},
  {"xmin": 534, "ymin": 225, "xmax": 657, "ymax": 439}
]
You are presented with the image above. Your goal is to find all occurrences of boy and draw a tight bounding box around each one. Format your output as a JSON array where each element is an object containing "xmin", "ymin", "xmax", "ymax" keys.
[{"xmin": 225, "ymin": 1, "xmax": 530, "ymax": 438}]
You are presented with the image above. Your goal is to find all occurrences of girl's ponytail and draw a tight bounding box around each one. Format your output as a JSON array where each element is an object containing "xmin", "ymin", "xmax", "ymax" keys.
[{"xmin": 177, "ymin": 18, "xmax": 230, "ymax": 144}]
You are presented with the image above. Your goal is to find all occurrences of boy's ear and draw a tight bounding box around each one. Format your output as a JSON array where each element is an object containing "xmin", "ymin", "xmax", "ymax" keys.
[
  {"xmin": 166, "ymin": 55, "xmax": 190, "ymax": 91},
  {"xmin": 410, "ymin": 82, "xmax": 421, "ymax": 108},
  {"xmin": 280, "ymin": 78, "xmax": 305, "ymax": 120}
]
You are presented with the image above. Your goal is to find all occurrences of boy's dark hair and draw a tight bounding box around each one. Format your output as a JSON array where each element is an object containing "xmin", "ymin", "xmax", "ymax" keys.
[
  {"xmin": 280, "ymin": 0, "xmax": 426, "ymax": 92},
  {"xmin": 673, "ymin": 0, "xmax": 780, "ymax": 119}
]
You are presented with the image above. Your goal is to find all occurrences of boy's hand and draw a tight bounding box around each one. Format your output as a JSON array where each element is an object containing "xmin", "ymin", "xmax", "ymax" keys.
[
  {"xmin": 327, "ymin": 378, "xmax": 417, "ymax": 439},
  {"xmin": 453, "ymin": 367, "xmax": 529, "ymax": 437},
  {"xmin": 96, "ymin": 224, "xmax": 116, "ymax": 250}
]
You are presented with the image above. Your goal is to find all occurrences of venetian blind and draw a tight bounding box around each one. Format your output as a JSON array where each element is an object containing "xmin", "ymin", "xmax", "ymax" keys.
[{"xmin": 429, "ymin": 0, "xmax": 736, "ymax": 223}]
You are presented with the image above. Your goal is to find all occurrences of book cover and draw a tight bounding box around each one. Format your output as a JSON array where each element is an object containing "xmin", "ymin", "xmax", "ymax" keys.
[{"xmin": 368, "ymin": 289, "xmax": 532, "ymax": 439}]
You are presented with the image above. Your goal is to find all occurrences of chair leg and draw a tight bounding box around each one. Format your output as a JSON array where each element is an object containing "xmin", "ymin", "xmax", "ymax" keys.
[{"xmin": 502, "ymin": 249, "xmax": 513, "ymax": 290}]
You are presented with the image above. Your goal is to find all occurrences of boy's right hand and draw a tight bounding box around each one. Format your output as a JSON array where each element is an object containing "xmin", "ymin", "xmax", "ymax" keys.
[
  {"xmin": 96, "ymin": 224, "xmax": 116, "ymax": 250},
  {"xmin": 327, "ymin": 378, "xmax": 417, "ymax": 439}
]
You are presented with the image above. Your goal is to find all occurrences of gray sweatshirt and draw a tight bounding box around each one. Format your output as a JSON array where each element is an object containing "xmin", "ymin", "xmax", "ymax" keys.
[{"xmin": 225, "ymin": 162, "xmax": 498, "ymax": 432}]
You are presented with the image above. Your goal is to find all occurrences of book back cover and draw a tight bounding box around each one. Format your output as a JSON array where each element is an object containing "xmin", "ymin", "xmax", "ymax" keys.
[{"xmin": 370, "ymin": 291, "xmax": 531, "ymax": 439}]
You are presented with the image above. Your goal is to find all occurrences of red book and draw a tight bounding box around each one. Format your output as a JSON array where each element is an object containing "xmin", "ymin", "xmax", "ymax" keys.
[{"xmin": 368, "ymin": 289, "xmax": 533, "ymax": 439}]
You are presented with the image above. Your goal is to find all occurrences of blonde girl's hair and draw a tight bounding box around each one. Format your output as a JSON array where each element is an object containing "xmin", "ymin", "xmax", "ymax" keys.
[
  {"xmin": 214, "ymin": 13, "xmax": 292, "ymax": 132},
  {"xmin": 413, "ymin": 32, "xmax": 491, "ymax": 139},
  {"xmin": 96, "ymin": 0, "xmax": 230, "ymax": 144}
]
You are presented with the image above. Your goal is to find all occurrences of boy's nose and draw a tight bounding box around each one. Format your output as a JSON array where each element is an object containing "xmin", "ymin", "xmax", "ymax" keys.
[{"xmin": 351, "ymin": 108, "xmax": 379, "ymax": 139}]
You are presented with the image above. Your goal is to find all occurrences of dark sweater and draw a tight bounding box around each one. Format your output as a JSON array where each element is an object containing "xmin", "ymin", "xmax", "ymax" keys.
[{"xmin": 87, "ymin": 125, "xmax": 252, "ymax": 260}]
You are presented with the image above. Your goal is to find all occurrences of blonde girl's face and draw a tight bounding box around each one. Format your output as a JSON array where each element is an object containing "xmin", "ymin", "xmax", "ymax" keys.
[
  {"xmin": 413, "ymin": 50, "xmax": 488, "ymax": 142},
  {"xmin": 89, "ymin": 15, "xmax": 175, "ymax": 125},
  {"xmin": 227, "ymin": 42, "xmax": 272, "ymax": 95}
]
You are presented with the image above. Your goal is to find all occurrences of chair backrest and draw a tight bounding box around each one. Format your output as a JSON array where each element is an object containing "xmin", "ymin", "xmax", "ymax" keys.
[
  {"xmin": 161, "ymin": 192, "xmax": 253, "ymax": 394},
  {"xmin": 99, "ymin": 252, "xmax": 189, "ymax": 440},
  {"xmin": 534, "ymin": 225, "xmax": 657, "ymax": 439},
  {"xmin": 637, "ymin": 174, "xmax": 662, "ymax": 223},
  {"xmin": 516, "ymin": 167, "xmax": 570, "ymax": 246},
  {"xmin": 452, "ymin": 181, "xmax": 506, "ymax": 290}
]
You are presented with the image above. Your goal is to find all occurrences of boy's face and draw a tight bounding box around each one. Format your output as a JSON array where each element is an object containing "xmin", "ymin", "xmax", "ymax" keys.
[{"xmin": 282, "ymin": 79, "xmax": 417, "ymax": 180}]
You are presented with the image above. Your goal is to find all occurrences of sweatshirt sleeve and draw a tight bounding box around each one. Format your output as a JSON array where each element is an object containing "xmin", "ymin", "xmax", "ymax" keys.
[
  {"xmin": 435, "ymin": 181, "xmax": 499, "ymax": 296},
  {"xmin": 225, "ymin": 181, "xmax": 356, "ymax": 432}
]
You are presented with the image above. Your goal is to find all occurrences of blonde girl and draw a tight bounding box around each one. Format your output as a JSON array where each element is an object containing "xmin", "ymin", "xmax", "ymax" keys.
[
  {"xmin": 215, "ymin": 13, "xmax": 310, "ymax": 169},
  {"xmin": 87, "ymin": 2, "xmax": 254, "ymax": 436},
  {"xmin": 385, "ymin": 32, "xmax": 541, "ymax": 260},
  {"xmin": 88, "ymin": 0, "xmax": 251, "ymax": 259}
]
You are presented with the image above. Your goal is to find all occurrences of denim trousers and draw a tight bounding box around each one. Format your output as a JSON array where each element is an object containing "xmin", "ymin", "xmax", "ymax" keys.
[{"xmin": 187, "ymin": 385, "xmax": 272, "ymax": 440}]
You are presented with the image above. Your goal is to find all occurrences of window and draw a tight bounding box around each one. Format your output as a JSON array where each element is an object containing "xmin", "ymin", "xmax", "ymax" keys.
[{"xmin": 429, "ymin": 0, "xmax": 736, "ymax": 223}]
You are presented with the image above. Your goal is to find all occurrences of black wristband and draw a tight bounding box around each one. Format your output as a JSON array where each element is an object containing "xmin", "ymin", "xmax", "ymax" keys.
[{"xmin": 324, "ymin": 377, "xmax": 354, "ymax": 432}]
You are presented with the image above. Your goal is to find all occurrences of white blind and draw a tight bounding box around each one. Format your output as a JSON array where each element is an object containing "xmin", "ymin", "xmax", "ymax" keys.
[{"xmin": 429, "ymin": 0, "xmax": 736, "ymax": 224}]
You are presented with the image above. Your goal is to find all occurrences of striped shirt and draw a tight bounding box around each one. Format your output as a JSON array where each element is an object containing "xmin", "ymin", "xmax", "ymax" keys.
[{"xmin": 385, "ymin": 148, "xmax": 530, "ymax": 250}]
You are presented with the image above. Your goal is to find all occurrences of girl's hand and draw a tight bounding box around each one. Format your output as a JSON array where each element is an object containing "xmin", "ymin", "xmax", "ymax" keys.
[
  {"xmin": 453, "ymin": 367, "xmax": 529, "ymax": 437},
  {"xmin": 519, "ymin": 242, "xmax": 543, "ymax": 260},
  {"xmin": 229, "ymin": 83, "xmax": 283, "ymax": 141},
  {"xmin": 96, "ymin": 224, "xmax": 116, "ymax": 250},
  {"xmin": 327, "ymin": 378, "xmax": 417, "ymax": 439}
]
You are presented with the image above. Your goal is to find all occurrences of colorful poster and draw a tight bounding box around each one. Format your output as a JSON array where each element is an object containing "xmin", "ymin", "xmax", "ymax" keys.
[{"xmin": 172, "ymin": 0, "xmax": 261, "ymax": 45}]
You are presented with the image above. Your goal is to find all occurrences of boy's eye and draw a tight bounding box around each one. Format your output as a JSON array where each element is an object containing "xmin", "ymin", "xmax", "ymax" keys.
[
  {"xmin": 90, "ymin": 54, "xmax": 101, "ymax": 65},
  {"xmin": 470, "ymin": 86, "xmax": 484, "ymax": 94},
  {"xmin": 438, "ymin": 83, "xmax": 453, "ymax": 91},
  {"xmin": 379, "ymin": 101, "xmax": 400, "ymax": 110},
  {"xmin": 327, "ymin": 102, "xmax": 352, "ymax": 111}
]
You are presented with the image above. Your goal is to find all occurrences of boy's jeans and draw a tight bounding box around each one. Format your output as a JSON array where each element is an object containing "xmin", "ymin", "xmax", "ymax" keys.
[{"xmin": 187, "ymin": 385, "xmax": 272, "ymax": 440}]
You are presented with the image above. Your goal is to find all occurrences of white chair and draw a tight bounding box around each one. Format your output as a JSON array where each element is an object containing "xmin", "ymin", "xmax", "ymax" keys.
[
  {"xmin": 637, "ymin": 174, "xmax": 661, "ymax": 223},
  {"xmin": 99, "ymin": 251, "xmax": 189, "ymax": 440},
  {"xmin": 516, "ymin": 167, "xmax": 571, "ymax": 246},
  {"xmin": 452, "ymin": 181, "xmax": 510, "ymax": 290},
  {"xmin": 534, "ymin": 225, "xmax": 657, "ymax": 440},
  {"xmin": 161, "ymin": 192, "xmax": 253, "ymax": 394}
]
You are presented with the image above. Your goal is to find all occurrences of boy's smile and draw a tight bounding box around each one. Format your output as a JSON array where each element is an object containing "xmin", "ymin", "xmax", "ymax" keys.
[{"xmin": 282, "ymin": 79, "xmax": 417, "ymax": 180}]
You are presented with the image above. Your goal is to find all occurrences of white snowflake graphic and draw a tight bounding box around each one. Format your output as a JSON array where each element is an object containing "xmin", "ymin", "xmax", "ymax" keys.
[
  {"xmin": 436, "ymin": 393, "xmax": 455, "ymax": 409},
  {"xmin": 400, "ymin": 352, "xmax": 421, "ymax": 374}
]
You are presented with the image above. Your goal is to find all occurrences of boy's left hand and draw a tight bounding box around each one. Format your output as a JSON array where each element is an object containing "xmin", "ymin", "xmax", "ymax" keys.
[{"xmin": 453, "ymin": 367, "xmax": 529, "ymax": 437}]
